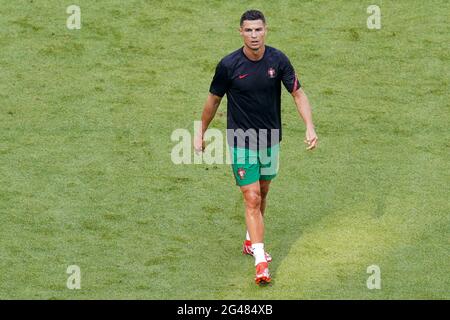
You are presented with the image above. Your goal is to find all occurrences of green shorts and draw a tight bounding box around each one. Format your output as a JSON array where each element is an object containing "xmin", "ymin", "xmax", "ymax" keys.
[{"xmin": 230, "ymin": 144, "xmax": 280, "ymax": 187}]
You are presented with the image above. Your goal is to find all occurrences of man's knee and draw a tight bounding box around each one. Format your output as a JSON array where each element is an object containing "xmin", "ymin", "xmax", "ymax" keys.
[{"xmin": 244, "ymin": 190, "xmax": 261, "ymax": 209}]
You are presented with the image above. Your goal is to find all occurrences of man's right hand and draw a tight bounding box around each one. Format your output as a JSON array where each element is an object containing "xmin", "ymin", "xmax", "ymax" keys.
[{"xmin": 194, "ymin": 133, "xmax": 205, "ymax": 154}]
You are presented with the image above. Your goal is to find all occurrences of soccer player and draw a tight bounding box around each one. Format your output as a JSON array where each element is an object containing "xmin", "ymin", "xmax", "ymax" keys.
[{"xmin": 194, "ymin": 10, "xmax": 318, "ymax": 285}]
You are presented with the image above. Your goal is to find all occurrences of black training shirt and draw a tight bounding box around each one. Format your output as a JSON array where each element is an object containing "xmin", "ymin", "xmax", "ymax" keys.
[{"xmin": 209, "ymin": 46, "xmax": 300, "ymax": 148}]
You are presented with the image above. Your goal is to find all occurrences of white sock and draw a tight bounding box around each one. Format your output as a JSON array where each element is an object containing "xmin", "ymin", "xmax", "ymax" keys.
[
  {"xmin": 246, "ymin": 231, "xmax": 251, "ymax": 241},
  {"xmin": 252, "ymin": 243, "xmax": 266, "ymax": 265}
]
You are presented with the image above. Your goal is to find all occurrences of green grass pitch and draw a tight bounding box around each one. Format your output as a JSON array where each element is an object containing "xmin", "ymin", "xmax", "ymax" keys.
[{"xmin": 0, "ymin": 0, "xmax": 449, "ymax": 299}]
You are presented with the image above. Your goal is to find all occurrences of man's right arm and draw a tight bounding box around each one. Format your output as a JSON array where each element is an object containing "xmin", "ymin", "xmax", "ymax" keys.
[{"xmin": 194, "ymin": 93, "xmax": 222, "ymax": 152}]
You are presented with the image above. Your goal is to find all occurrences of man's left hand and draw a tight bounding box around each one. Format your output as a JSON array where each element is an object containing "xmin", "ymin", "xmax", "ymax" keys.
[{"xmin": 304, "ymin": 126, "xmax": 318, "ymax": 150}]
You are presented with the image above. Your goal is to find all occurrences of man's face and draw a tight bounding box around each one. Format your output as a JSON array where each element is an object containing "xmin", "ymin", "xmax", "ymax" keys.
[{"xmin": 239, "ymin": 20, "xmax": 267, "ymax": 51}]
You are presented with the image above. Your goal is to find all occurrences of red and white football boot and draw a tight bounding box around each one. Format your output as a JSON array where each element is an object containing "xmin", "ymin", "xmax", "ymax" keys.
[{"xmin": 255, "ymin": 261, "xmax": 271, "ymax": 285}]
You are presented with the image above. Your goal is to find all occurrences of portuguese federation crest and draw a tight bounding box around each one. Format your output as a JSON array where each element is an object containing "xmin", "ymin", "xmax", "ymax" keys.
[
  {"xmin": 267, "ymin": 67, "xmax": 276, "ymax": 78},
  {"xmin": 237, "ymin": 168, "xmax": 246, "ymax": 180}
]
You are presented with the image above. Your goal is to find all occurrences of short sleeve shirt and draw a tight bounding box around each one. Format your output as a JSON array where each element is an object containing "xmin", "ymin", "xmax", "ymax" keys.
[{"xmin": 209, "ymin": 46, "xmax": 300, "ymax": 148}]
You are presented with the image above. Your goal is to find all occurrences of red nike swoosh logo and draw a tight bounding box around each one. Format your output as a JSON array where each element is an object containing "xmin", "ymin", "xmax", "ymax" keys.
[{"xmin": 238, "ymin": 74, "xmax": 249, "ymax": 79}]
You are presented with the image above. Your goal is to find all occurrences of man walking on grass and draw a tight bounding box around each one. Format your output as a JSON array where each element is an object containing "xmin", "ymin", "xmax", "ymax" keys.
[{"xmin": 195, "ymin": 9, "xmax": 318, "ymax": 285}]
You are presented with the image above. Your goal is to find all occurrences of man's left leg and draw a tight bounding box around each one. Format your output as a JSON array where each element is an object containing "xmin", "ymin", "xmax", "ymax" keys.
[{"xmin": 259, "ymin": 179, "xmax": 271, "ymax": 217}]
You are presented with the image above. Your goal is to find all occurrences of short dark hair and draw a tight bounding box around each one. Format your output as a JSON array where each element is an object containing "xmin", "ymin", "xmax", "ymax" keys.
[{"xmin": 240, "ymin": 10, "xmax": 266, "ymax": 26}]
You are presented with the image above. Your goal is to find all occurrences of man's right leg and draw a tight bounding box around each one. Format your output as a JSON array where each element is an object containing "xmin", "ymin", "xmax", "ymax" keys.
[
  {"xmin": 240, "ymin": 182, "xmax": 264, "ymax": 244},
  {"xmin": 231, "ymin": 146, "xmax": 271, "ymax": 283},
  {"xmin": 242, "ymin": 178, "xmax": 273, "ymax": 263},
  {"xmin": 243, "ymin": 167, "xmax": 274, "ymax": 262},
  {"xmin": 242, "ymin": 179, "xmax": 273, "ymax": 263},
  {"xmin": 240, "ymin": 182, "xmax": 271, "ymax": 284}
]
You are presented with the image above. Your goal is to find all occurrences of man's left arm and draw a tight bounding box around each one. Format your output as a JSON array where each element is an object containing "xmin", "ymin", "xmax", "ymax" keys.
[{"xmin": 292, "ymin": 88, "xmax": 318, "ymax": 150}]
